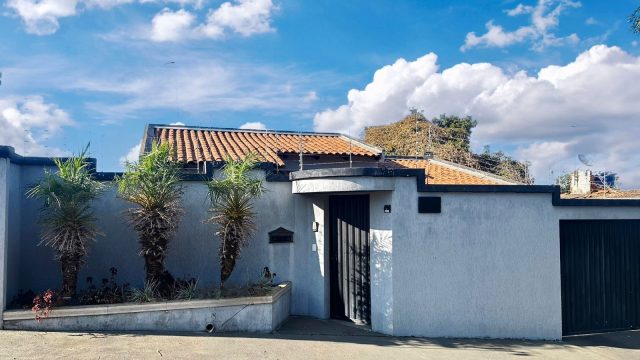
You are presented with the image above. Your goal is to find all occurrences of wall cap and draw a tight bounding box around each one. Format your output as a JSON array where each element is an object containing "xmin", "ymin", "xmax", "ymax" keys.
[{"xmin": 3, "ymin": 282, "xmax": 291, "ymax": 321}]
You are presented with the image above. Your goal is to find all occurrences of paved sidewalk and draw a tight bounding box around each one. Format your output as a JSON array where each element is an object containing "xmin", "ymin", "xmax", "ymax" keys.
[{"xmin": 1, "ymin": 317, "xmax": 639, "ymax": 359}]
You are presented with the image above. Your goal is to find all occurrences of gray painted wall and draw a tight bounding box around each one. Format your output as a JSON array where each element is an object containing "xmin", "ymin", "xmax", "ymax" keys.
[
  {"xmin": 4, "ymin": 158, "xmax": 640, "ymax": 339},
  {"xmin": 390, "ymin": 182, "xmax": 562, "ymax": 339},
  {"xmin": 0, "ymin": 159, "xmax": 9, "ymax": 326},
  {"xmin": 6, "ymin": 165, "xmax": 324, "ymax": 322}
]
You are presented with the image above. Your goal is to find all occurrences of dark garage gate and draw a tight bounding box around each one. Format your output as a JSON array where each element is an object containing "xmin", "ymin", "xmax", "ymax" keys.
[{"xmin": 560, "ymin": 220, "xmax": 640, "ymax": 335}]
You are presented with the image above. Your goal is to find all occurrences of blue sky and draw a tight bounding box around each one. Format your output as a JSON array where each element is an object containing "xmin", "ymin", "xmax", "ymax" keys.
[{"xmin": 1, "ymin": 0, "xmax": 640, "ymax": 185}]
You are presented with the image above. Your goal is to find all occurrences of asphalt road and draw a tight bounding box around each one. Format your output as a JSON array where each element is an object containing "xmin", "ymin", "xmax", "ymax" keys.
[{"xmin": 0, "ymin": 317, "xmax": 638, "ymax": 359}]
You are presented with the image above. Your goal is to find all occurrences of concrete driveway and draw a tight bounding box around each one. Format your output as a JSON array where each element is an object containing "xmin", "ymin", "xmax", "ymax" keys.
[{"xmin": 1, "ymin": 317, "xmax": 638, "ymax": 359}]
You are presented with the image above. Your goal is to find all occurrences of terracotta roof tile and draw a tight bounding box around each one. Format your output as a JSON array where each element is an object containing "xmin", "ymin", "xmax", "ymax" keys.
[
  {"xmin": 386, "ymin": 158, "xmax": 510, "ymax": 185},
  {"xmin": 154, "ymin": 126, "xmax": 379, "ymax": 166}
]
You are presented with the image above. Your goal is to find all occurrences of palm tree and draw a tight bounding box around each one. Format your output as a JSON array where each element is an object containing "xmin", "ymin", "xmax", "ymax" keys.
[
  {"xmin": 116, "ymin": 142, "xmax": 183, "ymax": 291},
  {"xmin": 207, "ymin": 154, "xmax": 264, "ymax": 286},
  {"xmin": 26, "ymin": 145, "xmax": 103, "ymax": 298}
]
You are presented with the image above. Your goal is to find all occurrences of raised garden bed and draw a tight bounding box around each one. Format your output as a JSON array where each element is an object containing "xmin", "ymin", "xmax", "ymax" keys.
[{"xmin": 2, "ymin": 282, "xmax": 291, "ymax": 333}]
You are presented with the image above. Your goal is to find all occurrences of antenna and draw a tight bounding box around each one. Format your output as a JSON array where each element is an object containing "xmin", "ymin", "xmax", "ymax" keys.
[{"xmin": 578, "ymin": 154, "xmax": 593, "ymax": 167}]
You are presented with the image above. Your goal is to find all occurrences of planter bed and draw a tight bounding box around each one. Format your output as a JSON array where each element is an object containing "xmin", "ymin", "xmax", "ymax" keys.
[{"xmin": 2, "ymin": 282, "xmax": 291, "ymax": 333}]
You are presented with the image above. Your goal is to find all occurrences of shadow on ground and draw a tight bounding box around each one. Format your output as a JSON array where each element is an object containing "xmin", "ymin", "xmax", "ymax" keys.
[{"xmin": 62, "ymin": 316, "xmax": 640, "ymax": 356}]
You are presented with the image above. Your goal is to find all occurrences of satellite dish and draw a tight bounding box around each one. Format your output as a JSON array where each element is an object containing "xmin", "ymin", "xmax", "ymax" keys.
[{"xmin": 578, "ymin": 154, "xmax": 593, "ymax": 167}]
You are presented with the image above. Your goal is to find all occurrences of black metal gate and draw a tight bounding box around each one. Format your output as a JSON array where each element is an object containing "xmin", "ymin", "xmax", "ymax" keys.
[
  {"xmin": 329, "ymin": 194, "xmax": 370, "ymax": 323},
  {"xmin": 560, "ymin": 220, "xmax": 640, "ymax": 335}
]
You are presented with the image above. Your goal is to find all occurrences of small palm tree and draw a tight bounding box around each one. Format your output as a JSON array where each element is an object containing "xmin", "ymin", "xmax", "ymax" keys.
[
  {"xmin": 207, "ymin": 154, "xmax": 264, "ymax": 286},
  {"xmin": 26, "ymin": 145, "xmax": 103, "ymax": 298},
  {"xmin": 117, "ymin": 142, "xmax": 183, "ymax": 291}
]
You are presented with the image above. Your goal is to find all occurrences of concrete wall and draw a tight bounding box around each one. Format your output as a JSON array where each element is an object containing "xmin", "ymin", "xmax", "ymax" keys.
[
  {"xmin": 6, "ymin": 165, "xmax": 322, "ymax": 323},
  {"xmin": 390, "ymin": 182, "xmax": 562, "ymax": 339},
  {"xmin": 4, "ymin": 155, "xmax": 640, "ymax": 338},
  {"xmin": 0, "ymin": 158, "xmax": 9, "ymax": 327},
  {"xmin": 4, "ymin": 282, "xmax": 292, "ymax": 333}
]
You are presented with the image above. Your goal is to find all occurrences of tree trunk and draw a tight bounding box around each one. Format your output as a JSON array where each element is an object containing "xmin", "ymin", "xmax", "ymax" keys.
[
  {"xmin": 60, "ymin": 253, "xmax": 81, "ymax": 298},
  {"xmin": 220, "ymin": 256, "xmax": 235, "ymax": 285},
  {"xmin": 144, "ymin": 253, "xmax": 165, "ymax": 284}
]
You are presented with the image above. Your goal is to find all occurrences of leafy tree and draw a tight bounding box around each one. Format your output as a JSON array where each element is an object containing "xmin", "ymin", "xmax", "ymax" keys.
[
  {"xmin": 630, "ymin": 7, "xmax": 640, "ymax": 33},
  {"xmin": 555, "ymin": 173, "xmax": 571, "ymax": 193},
  {"xmin": 478, "ymin": 146, "xmax": 533, "ymax": 184},
  {"xmin": 207, "ymin": 154, "xmax": 264, "ymax": 287},
  {"xmin": 364, "ymin": 112, "xmax": 532, "ymax": 183},
  {"xmin": 117, "ymin": 142, "xmax": 183, "ymax": 292},
  {"xmin": 432, "ymin": 114, "xmax": 477, "ymax": 152},
  {"xmin": 27, "ymin": 145, "xmax": 103, "ymax": 297}
]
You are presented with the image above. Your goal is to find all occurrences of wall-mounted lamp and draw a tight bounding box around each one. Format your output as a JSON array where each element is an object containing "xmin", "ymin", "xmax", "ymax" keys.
[
  {"xmin": 312, "ymin": 221, "xmax": 319, "ymax": 232},
  {"xmin": 384, "ymin": 205, "xmax": 391, "ymax": 213}
]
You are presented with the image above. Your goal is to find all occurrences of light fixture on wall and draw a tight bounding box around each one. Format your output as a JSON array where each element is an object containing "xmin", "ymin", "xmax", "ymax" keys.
[
  {"xmin": 384, "ymin": 205, "xmax": 391, "ymax": 213},
  {"xmin": 312, "ymin": 222, "xmax": 319, "ymax": 232}
]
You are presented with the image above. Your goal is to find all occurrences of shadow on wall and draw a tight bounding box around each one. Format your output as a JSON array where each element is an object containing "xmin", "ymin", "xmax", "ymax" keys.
[
  {"xmin": 9, "ymin": 178, "xmax": 295, "ymax": 302},
  {"xmin": 370, "ymin": 228, "xmax": 392, "ymax": 333}
]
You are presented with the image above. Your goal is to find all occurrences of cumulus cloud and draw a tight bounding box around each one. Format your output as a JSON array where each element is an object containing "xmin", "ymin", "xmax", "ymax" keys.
[
  {"xmin": 150, "ymin": 8, "xmax": 196, "ymax": 42},
  {"xmin": 461, "ymin": 0, "xmax": 581, "ymax": 52},
  {"xmin": 120, "ymin": 143, "xmax": 141, "ymax": 164},
  {"xmin": 198, "ymin": 0, "xmax": 276, "ymax": 38},
  {"xmin": 6, "ymin": 0, "xmax": 208, "ymax": 35},
  {"xmin": 313, "ymin": 45, "xmax": 640, "ymax": 186},
  {"xmin": 6, "ymin": 0, "xmax": 79, "ymax": 35},
  {"xmin": 239, "ymin": 121, "xmax": 266, "ymax": 130},
  {"xmin": 147, "ymin": 0, "xmax": 277, "ymax": 42},
  {"xmin": 0, "ymin": 96, "xmax": 72, "ymax": 156},
  {"xmin": 170, "ymin": 121, "xmax": 186, "ymax": 126}
]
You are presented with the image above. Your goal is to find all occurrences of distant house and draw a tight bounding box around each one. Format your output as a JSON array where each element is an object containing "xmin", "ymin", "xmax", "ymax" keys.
[{"xmin": 2, "ymin": 123, "xmax": 640, "ymax": 340}]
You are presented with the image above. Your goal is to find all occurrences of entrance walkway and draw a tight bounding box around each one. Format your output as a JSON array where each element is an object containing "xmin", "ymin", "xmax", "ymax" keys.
[{"xmin": 0, "ymin": 317, "xmax": 638, "ymax": 359}]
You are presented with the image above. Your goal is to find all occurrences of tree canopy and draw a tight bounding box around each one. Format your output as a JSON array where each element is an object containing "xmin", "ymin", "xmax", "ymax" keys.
[{"xmin": 364, "ymin": 111, "xmax": 533, "ymax": 184}]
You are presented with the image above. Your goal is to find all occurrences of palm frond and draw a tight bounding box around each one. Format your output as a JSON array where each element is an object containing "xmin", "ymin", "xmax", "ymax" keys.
[
  {"xmin": 26, "ymin": 144, "xmax": 104, "ymax": 259},
  {"xmin": 207, "ymin": 153, "xmax": 264, "ymax": 284}
]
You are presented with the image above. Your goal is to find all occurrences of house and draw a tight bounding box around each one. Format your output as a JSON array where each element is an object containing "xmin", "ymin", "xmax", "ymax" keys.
[{"xmin": 1, "ymin": 123, "xmax": 640, "ymax": 340}]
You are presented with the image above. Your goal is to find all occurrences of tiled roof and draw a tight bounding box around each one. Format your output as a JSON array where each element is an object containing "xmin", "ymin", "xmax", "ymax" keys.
[
  {"xmin": 386, "ymin": 158, "xmax": 517, "ymax": 185},
  {"xmin": 150, "ymin": 125, "xmax": 380, "ymax": 165}
]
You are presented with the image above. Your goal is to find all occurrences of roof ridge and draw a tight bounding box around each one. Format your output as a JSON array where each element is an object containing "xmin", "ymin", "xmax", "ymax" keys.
[
  {"xmin": 385, "ymin": 156, "xmax": 519, "ymax": 185},
  {"xmin": 148, "ymin": 123, "xmax": 345, "ymax": 137}
]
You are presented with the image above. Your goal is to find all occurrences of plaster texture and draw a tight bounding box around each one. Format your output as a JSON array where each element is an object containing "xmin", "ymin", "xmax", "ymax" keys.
[
  {"xmin": 0, "ymin": 159, "xmax": 9, "ymax": 328},
  {"xmin": 3, "ymin": 154, "xmax": 640, "ymax": 339},
  {"xmin": 3, "ymin": 282, "xmax": 290, "ymax": 333},
  {"xmin": 292, "ymin": 177, "xmax": 395, "ymax": 193}
]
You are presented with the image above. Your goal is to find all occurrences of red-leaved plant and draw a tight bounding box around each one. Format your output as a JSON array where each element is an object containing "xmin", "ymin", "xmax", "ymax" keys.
[{"xmin": 32, "ymin": 290, "xmax": 55, "ymax": 322}]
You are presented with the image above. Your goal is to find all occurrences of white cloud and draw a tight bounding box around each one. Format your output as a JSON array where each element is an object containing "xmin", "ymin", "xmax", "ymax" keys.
[
  {"xmin": 6, "ymin": 0, "xmax": 207, "ymax": 35},
  {"xmin": 150, "ymin": 8, "xmax": 196, "ymax": 42},
  {"xmin": 6, "ymin": 0, "xmax": 79, "ymax": 35},
  {"xmin": 170, "ymin": 121, "xmax": 186, "ymax": 126},
  {"xmin": 55, "ymin": 58, "xmax": 321, "ymax": 120},
  {"xmin": 120, "ymin": 143, "xmax": 141, "ymax": 164},
  {"xmin": 146, "ymin": 0, "xmax": 277, "ymax": 42},
  {"xmin": 314, "ymin": 45, "xmax": 640, "ymax": 187},
  {"xmin": 0, "ymin": 95, "xmax": 72, "ymax": 156},
  {"xmin": 585, "ymin": 16, "xmax": 597, "ymax": 25},
  {"xmin": 85, "ymin": 0, "xmax": 205, "ymax": 9},
  {"xmin": 461, "ymin": 0, "xmax": 581, "ymax": 52},
  {"xmin": 239, "ymin": 121, "xmax": 266, "ymax": 130},
  {"xmin": 199, "ymin": 0, "xmax": 276, "ymax": 38}
]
